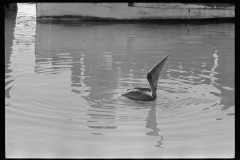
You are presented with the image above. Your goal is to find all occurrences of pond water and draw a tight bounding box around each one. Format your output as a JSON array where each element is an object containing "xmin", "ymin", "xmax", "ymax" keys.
[{"xmin": 5, "ymin": 3, "xmax": 235, "ymax": 158}]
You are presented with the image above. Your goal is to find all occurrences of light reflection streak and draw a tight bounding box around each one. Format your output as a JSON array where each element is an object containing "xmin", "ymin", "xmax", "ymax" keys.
[{"xmin": 209, "ymin": 49, "xmax": 219, "ymax": 84}]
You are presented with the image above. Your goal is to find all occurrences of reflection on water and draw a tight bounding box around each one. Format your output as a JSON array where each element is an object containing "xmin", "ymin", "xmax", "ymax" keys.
[
  {"xmin": 145, "ymin": 104, "xmax": 163, "ymax": 148},
  {"xmin": 5, "ymin": 3, "xmax": 234, "ymax": 158},
  {"xmin": 5, "ymin": 7, "xmax": 17, "ymax": 99}
]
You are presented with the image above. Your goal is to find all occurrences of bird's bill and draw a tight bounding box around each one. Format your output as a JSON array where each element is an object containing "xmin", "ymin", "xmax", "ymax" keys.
[{"xmin": 148, "ymin": 54, "xmax": 169, "ymax": 90}]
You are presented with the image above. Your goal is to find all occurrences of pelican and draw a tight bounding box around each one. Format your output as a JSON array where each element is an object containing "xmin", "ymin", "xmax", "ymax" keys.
[{"xmin": 122, "ymin": 54, "xmax": 169, "ymax": 101}]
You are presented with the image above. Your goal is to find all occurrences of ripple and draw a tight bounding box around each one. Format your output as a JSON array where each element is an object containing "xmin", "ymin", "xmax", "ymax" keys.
[
  {"xmin": 222, "ymin": 86, "xmax": 234, "ymax": 91},
  {"xmin": 118, "ymin": 77, "xmax": 220, "ymax": 119},
  {"xmin": 5, "ymin": 5, "xmax": 234, "ymax": 157}
]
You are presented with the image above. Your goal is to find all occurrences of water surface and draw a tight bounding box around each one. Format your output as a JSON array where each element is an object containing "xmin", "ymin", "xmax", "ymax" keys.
[{"xmin": 5, "ymin": 3, "xmax": 234, "ymax": 158}]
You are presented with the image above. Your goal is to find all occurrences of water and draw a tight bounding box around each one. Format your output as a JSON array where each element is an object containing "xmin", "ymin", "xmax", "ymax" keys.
[{"xmin": 5, "ymin": 3, "xmax": 235, "ymax": 158}]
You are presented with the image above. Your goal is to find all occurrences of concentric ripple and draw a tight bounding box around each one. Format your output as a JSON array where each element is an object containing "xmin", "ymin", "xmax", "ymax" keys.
[{"xmin": 5, "ymin": 4, "xmax": 234, "ymax": 158}]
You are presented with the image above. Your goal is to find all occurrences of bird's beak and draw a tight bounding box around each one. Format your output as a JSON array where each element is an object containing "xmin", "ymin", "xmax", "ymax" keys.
[
  {"xmin": 149, "ymin": 54, "xmax": 169, "ymax": 77},
  {"xmin": 148, "ymin": 54, "xmax": 168, "ymax": 90}
]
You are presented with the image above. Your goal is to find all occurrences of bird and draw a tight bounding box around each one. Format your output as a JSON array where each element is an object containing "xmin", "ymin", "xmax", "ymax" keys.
[{"xmin": 121, "ymin": 54, "xmax": 169, "ymax": 101}]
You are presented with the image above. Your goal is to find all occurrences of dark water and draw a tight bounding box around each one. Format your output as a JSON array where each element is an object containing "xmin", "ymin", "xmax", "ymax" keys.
[{"xmin": 5, "ymin": 3, "xmax": 234, "ymax": 158}]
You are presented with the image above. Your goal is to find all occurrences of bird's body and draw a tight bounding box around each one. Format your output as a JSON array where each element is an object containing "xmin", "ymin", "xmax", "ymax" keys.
[
  {"xmin": 122, "ymin": 54, "xmax": 169, "ymax": 101},
  {"xmin": 123, "ymin": 88, "xmax": 155, "ymax": 101}
]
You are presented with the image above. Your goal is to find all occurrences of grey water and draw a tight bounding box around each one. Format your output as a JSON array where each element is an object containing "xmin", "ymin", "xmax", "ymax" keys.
[{"xmin": 5, "ymin": 3, "xmax": 234, "ymax": 158}]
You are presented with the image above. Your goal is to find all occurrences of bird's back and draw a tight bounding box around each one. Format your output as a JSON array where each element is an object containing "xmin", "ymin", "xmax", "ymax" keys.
[{"xmin": 122, "ymin": 89, "xmax": 155, "ymax": 101}]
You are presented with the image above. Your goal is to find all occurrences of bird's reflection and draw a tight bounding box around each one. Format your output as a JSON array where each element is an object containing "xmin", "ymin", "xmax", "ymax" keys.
[
  {"xmin": 5, "ymin": 7, "xmax": 17, "ymax": 98},
  {"xmin": 145, "ymin": 102, "xmax": 164, "ymax": 148}
]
